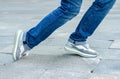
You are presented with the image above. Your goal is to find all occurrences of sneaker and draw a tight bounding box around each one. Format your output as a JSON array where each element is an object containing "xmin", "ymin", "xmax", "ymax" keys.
[
  {"xmin": 12, "ymin": 30, "xmax": 29, "ymax": 61},
  {"xmin": 64, "ymin": 41, "xmax": 98, "ymax": 58}
]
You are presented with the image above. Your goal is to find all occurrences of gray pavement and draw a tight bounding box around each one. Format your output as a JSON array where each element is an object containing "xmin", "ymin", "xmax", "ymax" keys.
[{"xmin": 0, "ymin": 0, "xmax": 120, "ymax": 79}]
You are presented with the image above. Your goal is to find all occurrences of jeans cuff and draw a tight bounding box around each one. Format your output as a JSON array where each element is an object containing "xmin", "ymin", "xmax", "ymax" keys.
[
  {"xmin": 23, "ymin": 32, "xmax": 31, "ymax": 50},
  {"xmin": 68, "ymin": 38, "xmax": 86, "ymax": 45},
  {"xmin": 24, "ymin": 44, "xmax": 31, "ymax": 50}
]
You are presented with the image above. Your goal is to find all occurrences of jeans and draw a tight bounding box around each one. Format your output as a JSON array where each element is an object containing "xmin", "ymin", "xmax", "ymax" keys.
[{"xmin": 24, "ymin": 0, "xmax": 116, "ymax": 48}]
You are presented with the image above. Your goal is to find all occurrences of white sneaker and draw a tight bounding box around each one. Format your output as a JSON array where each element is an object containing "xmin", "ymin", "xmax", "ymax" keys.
[
  {"xmin": 12, "ymin": 30, "xmax": 29, "ymax": 61},
  {"xmin": 64, "ymin": 41, "xmax": 98, "ymax": 58}
]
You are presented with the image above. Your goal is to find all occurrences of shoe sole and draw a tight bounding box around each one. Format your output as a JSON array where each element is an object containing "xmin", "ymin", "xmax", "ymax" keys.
[
  {"xmin": 12, "ymin": 30, "xmax": 23, "ymax": 61},
  {"xmin": 64, "ymin": 45, "xmax": 97, "ymax": 58}
]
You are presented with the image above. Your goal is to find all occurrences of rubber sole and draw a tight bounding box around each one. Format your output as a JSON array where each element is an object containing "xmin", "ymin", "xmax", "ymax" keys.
[
  {"xmin": 12, "ymin": 30, "xmax": 23, "ymax": 61},
  {"xmin": 64, "ymin": 45, "xmax": 97, "ymax": 58}
]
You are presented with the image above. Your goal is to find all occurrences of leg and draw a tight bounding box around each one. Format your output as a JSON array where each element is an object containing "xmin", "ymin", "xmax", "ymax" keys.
[
  {"xmin": 12, "ymin": 0, "xmax": 83, "ymax": 61},
  {"xmin": 25, "ymin": 0, "xmax": 82, "ymax": 48},
  {"xmin": 69, "ymin": 0, "xmax": 116, "ymax": 43},
  {"xmin": 64, "ymin": 0, "xmax": 116, "ymax": 58}
]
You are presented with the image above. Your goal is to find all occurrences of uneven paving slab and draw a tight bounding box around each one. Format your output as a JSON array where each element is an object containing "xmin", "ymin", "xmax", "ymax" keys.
[{"xmin": 92, "ymin": 59, "xmax": 120, "ymax": 75}]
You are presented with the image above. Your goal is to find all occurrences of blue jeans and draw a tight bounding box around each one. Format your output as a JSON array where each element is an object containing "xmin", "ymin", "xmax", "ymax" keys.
[{"xmin": 24, "ymin": 0, "xmax": 116, "ymax": 48}]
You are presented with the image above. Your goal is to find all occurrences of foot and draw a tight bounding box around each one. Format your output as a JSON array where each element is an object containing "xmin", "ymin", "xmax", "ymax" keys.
[
  {"xmin": 64, "ymin": 41, "xmax": 98, "ymax": 58},
  {"xmin": 12, "ymin": 30, "xmax": 29, "ymax": 61}
]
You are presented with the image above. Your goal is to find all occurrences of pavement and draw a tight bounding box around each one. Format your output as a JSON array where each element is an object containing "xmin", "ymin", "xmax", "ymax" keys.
[{"xmin": 0, "ymin": 0, "xmax": 120, "ymax": 79}]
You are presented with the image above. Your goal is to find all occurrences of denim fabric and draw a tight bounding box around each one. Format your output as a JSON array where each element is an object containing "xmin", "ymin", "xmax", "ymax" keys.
[
  {"xmin": 25, "ymin": 0, "xmax": 116, "ymax": 48},
  {"xmin": 69, "ymin": 0, "xmax": 116, "ymax": 43}
]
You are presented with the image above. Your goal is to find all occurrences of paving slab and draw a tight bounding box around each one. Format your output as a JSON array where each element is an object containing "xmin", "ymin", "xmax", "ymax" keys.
[
  {"xmin": 89, "ymin": 17, "xmax": 120, "ymax": 41},
  {"xmin": 0, "ymin": 43, "xmax": 100, "ymax": 71},
  {"xmin": 109, "ymin": 40, "xmax": 120, "ymax": 49},
  {"xmin": 0, "ymin": 45, "xmax": 8, "ymax": 51},
  {"xmin": 0, "ymin": 31, "xmax": 14, "ymax": 37},
  {"xmin": 0, "ymin": 54, "xmax": 99, "ymax": 79},
  {"xmin": 0, "ymin": 53, "xmax": 13, "ymax": 66},
  {"xmin": 40, "ymin": 70, "xmax": 90, "ymax": 79},
  {"xmin": 90, "ymin": 74, "xmax": 120, "ymax": 79},
  {"xmin": 96, "ymin": 20, "xmax": 120, "ymax": 33},
  {"xmin": 45, "ymin": 55, "xmax": 100, "ymax": 72},
  {"xmin": 0, "ymin": 36, "xmax": 13, "ymax": 45},
  {"xmin": 0, "ymin": 44, "xmax": 66, "ymax": 55},
  {"xmin": 0, "ymin": 63, "xmax": 45, "ymax": 79},
  {"xmin": 96, "ymin": 48, "xmax": 120, "ymax": 60},
  {"xmin": 92, "ymin": 59, "xmax": 120, "ymax": 75},
  {"xmin": 9, "ymin": 54, "xmax": 99, "ymax": 73},
  {"xmin": 88, "ymin": 39, "xmax": 112, "ymax": 49},
  {"xmin": 0, "ymin": 45, "xmax": 13, "ymax": 54},
  {"xmin": 91, "ymin": 32, "xmax": 120, "ymax": 41}
]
